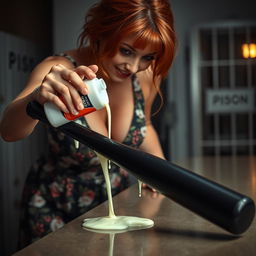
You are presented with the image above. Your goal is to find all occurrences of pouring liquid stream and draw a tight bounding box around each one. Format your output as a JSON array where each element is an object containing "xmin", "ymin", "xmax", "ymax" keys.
[{"xmin": 82, "ymin": 103, "xmax": 154, "ymax": 231}]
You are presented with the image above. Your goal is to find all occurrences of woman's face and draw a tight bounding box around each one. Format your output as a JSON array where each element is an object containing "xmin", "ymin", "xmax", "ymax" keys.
[{"xmin": 102, "ymin": 35, "xmax": 157, "ymax": 83}]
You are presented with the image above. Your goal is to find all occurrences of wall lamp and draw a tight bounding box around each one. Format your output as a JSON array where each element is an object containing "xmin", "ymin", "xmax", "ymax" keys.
[{"xmin": 242, "ymin": 43, "xmax": 256, "ymax": 58}]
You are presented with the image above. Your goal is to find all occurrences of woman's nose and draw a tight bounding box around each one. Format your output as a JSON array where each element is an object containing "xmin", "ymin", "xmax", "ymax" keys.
[{"xmin": 127, "ymin": 59, "xmax": 140, "ymax": 73}]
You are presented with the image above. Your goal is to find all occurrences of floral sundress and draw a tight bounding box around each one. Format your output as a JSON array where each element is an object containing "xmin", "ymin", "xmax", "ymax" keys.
[{"xmin": 18, "ymin": 55, "xmax": 147, "ymax": 248}]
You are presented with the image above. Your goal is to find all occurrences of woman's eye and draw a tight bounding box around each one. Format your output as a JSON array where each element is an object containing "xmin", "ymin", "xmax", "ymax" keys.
[
  {"xmin": 143, "ymin": 55, "xmax": 155, "ymax": 61},
  {"xmin": 120, "ymin": 47, "xmax": 132, "ymax": 56}
]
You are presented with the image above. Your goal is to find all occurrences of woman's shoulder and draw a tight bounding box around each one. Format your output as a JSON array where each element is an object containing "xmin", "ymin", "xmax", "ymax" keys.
[
  {"xmin": 136, "ymin": 67, "xmax": 151, "ymax": 87},
  {"xmin": 47, "ymin": 49, "xmax": 80, "ymax": 67},
  {"xmin": 39, "ymin": 53, "xmax": 77, "ymax": 69},
  {"xmin": 38, "ymin": 48, "xmax": 83, "ymax": 68},
  {"xmin": 26, "ymin": 50, "xmax": 80, "ymax": 85},
  {"xmin": 136, "ymin": 67, "xmax": 161, "ymax": 99},
  {"xmin": 64, "ymin": 48, "xmax": 91, "ymax": 66}
]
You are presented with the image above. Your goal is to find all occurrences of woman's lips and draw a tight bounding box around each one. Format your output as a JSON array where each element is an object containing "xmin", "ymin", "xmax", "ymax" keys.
[{"xmin": 115, "ymin": 67, "xmax": 131, "ymax": 78}]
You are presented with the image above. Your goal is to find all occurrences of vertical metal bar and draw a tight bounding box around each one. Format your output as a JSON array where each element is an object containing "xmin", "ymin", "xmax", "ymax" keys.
[
  {"xmin": 190, "ymin": 26, "xmax": 202, "ymax": 156},
  {"xmin": 212, "ymin": 28, "xmax": 220, "ymax": 156},
  {"xmin": 229, "ymin": 27, "xmax": 237, "ymax": 156},
  {"xmin": 247, "ymin": 26, "xmax": 254, "ymax": 155}
]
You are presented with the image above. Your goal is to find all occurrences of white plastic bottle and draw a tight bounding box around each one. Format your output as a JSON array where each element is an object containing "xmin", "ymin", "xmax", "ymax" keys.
[{"xmin": 44, "ymin": 78, "xmax": 109, "ymax": 127}]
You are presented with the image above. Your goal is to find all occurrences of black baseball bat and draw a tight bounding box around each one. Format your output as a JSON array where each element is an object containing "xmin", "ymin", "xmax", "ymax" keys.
[{"xmin": 27, "ymin": 101, "xmax": 255, "ymax": 235}]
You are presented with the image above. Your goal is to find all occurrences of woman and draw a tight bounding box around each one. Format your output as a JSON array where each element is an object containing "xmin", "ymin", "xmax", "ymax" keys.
[{"xmin": 0, "ymin": 0, "xmax": 176, "ymax": 246}]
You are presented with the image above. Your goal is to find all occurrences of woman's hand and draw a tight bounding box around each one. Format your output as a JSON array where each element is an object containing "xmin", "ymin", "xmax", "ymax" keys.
[
  {"xmin": 142, "ymin": 183, "xmax": 158, "ymax": 194},
  {"xmin": 33, "ymin": 64, "xmax": 98, "ymax": 115}
]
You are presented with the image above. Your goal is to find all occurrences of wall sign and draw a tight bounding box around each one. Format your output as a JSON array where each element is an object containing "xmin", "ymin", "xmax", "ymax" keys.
[{"xmin": 206, "ymin": 89, "xmax": 255, "ymax": 113}]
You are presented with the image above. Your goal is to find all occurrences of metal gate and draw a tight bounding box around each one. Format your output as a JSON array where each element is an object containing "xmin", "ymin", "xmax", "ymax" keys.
[{"xmin": 190, "ymin": 21, "xmax": 256, "ymax": 156}]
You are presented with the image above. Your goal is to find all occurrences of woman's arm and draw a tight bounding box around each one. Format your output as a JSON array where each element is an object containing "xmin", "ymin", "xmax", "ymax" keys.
[
  {"xmin": 0, "ymin": 88, "xmax": 40, "ymax": 142},
  {"xmin": 0, "ymin": 58, "xmax": 56, "ymax": 141},
  {"xmin": 139, "ymin": 123, "xmax": 165, "ymax": 159},
  {"xmin": 0, "ymin": 55, "xmax": 98, "ymax": 141},
  {"xmin": 138, "ymin": 70, "xmax": 166, "ymax": 192}
]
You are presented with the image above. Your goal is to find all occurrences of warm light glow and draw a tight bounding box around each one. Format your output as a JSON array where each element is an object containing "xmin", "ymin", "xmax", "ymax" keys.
[
  {"xmin": 242, "ymin": 44, "xmax": 250, "ymax": 59},
  {"xmin": 242, "ymin": 43, "xmax": 256, "ymax": 58},
  {"xmin": 249, "ymin": 43, "xmax": 256, "ymax": 58},
  {"xmin": 242, "ymin": 44, "xmax": 250, "ymax": 58}
]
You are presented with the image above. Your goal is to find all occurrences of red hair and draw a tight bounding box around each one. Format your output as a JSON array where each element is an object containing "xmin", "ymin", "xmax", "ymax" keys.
[{"xmin": 79, "ymin": 0, "xmax": 176, "ymax": 80}]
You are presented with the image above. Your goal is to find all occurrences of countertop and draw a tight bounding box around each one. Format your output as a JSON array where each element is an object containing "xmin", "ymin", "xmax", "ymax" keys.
[{"xmin": 13, "ymin": 156, "xmax": 256, "ymax": 256}]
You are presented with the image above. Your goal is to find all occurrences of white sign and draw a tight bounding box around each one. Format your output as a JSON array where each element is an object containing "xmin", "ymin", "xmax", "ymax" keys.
[{"xmin": 206, "ymin": 89, "xmax": 255, "ymax": 113}]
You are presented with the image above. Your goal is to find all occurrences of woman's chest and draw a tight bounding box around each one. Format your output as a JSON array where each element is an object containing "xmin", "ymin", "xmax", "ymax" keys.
[
  {"xmin": 108, "ymin": 84, "xmax": 135, "ymax": 142},
  {"xmin": 85, "ymin": 77, "xmax": 145, "ymax": 144}
]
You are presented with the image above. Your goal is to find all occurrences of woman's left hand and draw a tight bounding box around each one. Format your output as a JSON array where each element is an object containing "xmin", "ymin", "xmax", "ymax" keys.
[{"xmin": 142, "ymin": 183, "xmax": 158, "ymax": 193}]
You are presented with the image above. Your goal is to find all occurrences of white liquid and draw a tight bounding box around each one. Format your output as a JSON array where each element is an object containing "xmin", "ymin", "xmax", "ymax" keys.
[
  {"xmin": 82, "ymin": 103, "xmax": 154, "ymax": 232},
  {"xmin": 105, "ymin": 104, "xmax": 112, "ymax": 170},
  {"xmin": 83, "ymin": 215, "xmax": 153, "ymax": 231},
  {"xmin": 138, "ymin": 180, "xmax": 142, "ymax": 197},
  {"xmin": 74, "ymin": 119, "xmax": 83, "ymax": 149}
]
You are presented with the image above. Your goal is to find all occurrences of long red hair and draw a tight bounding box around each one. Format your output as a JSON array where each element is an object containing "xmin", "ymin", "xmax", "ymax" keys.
[{"xmin": 79, "ymin": 0, "xmax": 176, "ymax": 78}]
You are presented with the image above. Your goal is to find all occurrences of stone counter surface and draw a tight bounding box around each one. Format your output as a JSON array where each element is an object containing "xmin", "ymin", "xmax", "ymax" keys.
[{"xmin": 13, "ymin": 156, "xmax": 256, "ymax": 256}]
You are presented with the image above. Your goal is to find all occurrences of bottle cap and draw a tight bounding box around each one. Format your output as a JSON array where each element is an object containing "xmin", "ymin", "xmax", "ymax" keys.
[{"xmin": 85, "ymin": 78, "xmax": 109, "ymax": 109}]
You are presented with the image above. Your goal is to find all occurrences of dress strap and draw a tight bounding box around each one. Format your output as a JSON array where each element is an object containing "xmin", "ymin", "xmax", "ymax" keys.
[
  {"xmin": 55, "ymin": 53, "xmax": 77, "ymax": 67},
  {"xmin": 132, "ymin": 75, "xmax": 145, "ymax": 107}
]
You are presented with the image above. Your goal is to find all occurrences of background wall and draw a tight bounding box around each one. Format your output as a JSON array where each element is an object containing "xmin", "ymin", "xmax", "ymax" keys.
[
  {"xmin": 53, "ymin": 0, "xmax": 96, "ymax": 52},
  {"xmin": 0, "ymin": 0, "xmax": 52, "ymax": 52}
]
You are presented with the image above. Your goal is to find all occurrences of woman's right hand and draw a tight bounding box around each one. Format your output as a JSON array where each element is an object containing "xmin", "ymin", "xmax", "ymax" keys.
[{"xmin": 33, "ymin": 64, "xmax": 98, "ymax": 115}]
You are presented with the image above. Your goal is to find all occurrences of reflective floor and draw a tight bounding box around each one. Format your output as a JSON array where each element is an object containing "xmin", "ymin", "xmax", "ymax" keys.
[{"xmin": 13, "ymin": 156, "xmax": 256, "ymax": 256}]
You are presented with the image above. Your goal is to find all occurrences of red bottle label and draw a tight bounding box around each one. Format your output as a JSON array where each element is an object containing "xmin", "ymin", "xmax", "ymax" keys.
[{"xmin": 63, "ymin": 107, "xmax": 96, "ymax": 120}]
